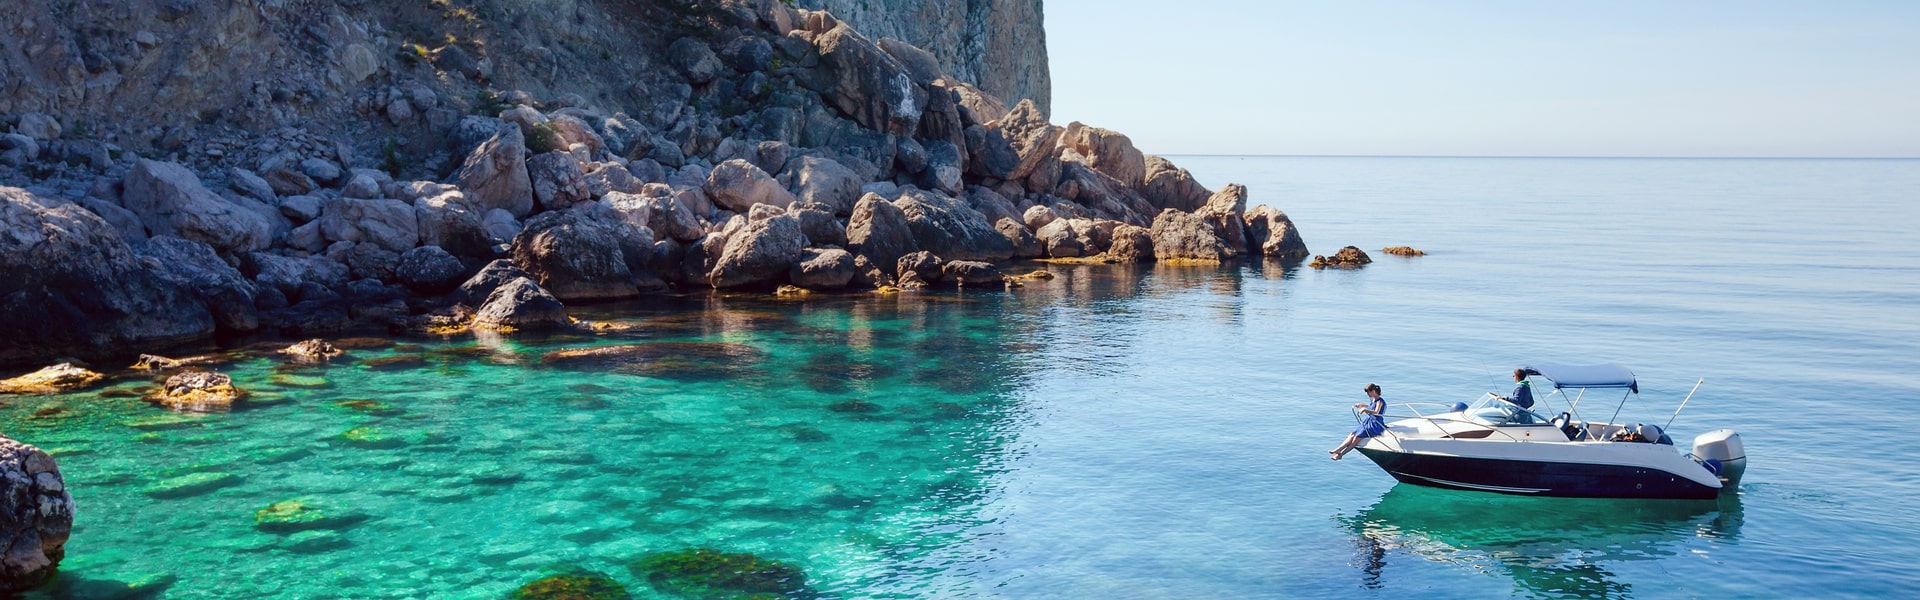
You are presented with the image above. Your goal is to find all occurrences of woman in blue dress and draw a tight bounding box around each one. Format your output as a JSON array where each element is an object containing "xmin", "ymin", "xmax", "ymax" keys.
[{"xmin": 1331, "ymin": 383, "xmax": 1387, "ymax": 460}]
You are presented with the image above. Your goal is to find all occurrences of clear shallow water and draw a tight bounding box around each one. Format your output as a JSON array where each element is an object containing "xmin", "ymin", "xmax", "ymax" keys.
[{"xmin": 6, "ymin": 157, "xmax": 1919, "ymax": 598}]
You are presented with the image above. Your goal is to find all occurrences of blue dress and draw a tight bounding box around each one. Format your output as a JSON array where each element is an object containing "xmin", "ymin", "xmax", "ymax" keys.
[{"xmin": 1353, "ymin": 397, "xmax": 1387, "ymax": 438}]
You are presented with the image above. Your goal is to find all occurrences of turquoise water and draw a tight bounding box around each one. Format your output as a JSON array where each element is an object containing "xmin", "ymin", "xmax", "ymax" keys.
[{"xmin": 6, "ymin": 157, "xmax": 1920, "ymax": 598}]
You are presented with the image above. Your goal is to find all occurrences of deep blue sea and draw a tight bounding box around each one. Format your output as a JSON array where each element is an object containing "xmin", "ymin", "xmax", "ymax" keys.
[{"xmin": 5, "ymin": 156, "xmax": 1917, "ymax": 598}]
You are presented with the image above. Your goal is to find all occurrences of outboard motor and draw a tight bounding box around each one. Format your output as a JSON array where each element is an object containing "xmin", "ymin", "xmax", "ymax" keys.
[{"xmin": 1692, "ymin": 429, "xmax": 1747, "ymax": 486}]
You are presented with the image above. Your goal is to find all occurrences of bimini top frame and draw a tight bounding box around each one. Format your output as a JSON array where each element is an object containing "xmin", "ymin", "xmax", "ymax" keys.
[{"xmin": 1522, "ymin": 363, "xmax": 1637, "ymax": 393}]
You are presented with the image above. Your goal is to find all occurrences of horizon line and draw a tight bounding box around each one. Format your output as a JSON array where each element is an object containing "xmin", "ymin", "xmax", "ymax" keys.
[{"xmin": 1158, "ymin": 153, "xmax": 1920, "ymax": 160}]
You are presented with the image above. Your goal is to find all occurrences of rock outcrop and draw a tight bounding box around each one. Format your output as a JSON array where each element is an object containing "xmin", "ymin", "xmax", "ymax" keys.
[
  {"xmin": 510, "ymin": 210, "xmax": 643, "ymax": 302},
  {"xmin": 0, "ymin": 436, "xmax": 74, "ymax": 592},
  {"xmin": 1, "ymin": 187, "xmax": 214, "ymax": 365},
  {"xmin": 802, "ymin": 0, "xmax": 1051, "ymax": 114}
]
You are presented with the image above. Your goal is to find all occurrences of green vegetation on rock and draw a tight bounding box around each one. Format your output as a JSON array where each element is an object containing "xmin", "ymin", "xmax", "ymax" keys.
[
  {"xmin": 337, "ymin": 426, "xmax": 406, "ymax": 449},
  {"xmin": 632, "ymin": 549, "xmax": 809, "ymax": 599},
  {"xmin": 254, "ymin": 498, "xmax": 369, "ymax": 533},
  {"xmin": 509, "ymin": 570, "xmax": 630, "ymax": 600}
]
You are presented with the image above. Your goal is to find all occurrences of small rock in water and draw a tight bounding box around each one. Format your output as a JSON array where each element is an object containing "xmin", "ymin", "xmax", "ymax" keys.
[
  {"xmin": 280, "ymin": 339, "xmax": 343, "ymax": 360},
  {"xmin": 0, "ymin": 363, "xmax": 103, "ymax": 395},
  {"xmin": 145, "ymin": 371, "xmax": 247, "ymax": 411},
  {"xmin": 1308, "ymin": 246, "xmax": 1373, "ymax": 269},
  {"xmin": 1382, "ymin": 245, "xmax": 1426, "ymax": 257}
]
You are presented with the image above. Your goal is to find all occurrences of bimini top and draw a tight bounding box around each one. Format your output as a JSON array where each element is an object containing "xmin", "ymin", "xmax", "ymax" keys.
[{"xmin": 1523, "ymin": 364, "xmax": 1637, "ymax": 393}]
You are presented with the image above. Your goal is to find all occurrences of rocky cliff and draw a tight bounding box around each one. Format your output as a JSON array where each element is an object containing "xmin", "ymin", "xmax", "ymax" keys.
[
  {"xmin": 798, "ymin": 0, "xmax": 1050, "ymax": 114},
  {"xmin": 0, "ymin": 0, "xmax": 1307, "ymax": 368}
]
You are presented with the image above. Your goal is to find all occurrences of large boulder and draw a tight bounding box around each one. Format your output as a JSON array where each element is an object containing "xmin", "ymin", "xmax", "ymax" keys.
[
  {"xmin": 705, "ymin": 159, "xmax": 796, "ymax": 213},
  {"xmin": 894, "ymin": 250, "xmax": 944, "ymax": 288},
  {"xmin": 1141, "ymin": 156, "xmax": 1211, "ymax": 213},
  {"xmin": 472, "ymin": 277, "xmax": 570, "ymax": 330},
  {"xmin": 996, "ymin": 100, "xmax": 1063, "ymax": 182},
  {"xmin": 1106, "ymin": 224, "xmax": 1155, "ymax": 262},
  {"xmin": 788, "ymin": 247, "xmax": 857, "ymax": 290},
  {"xmin": 527, "ymin": 151, "xmax": 591, "ymax": 212},
  {"xmin": 0, "ymin": 188, "xmax": 214, "ymax": 365},
  {"xmin": 963, "ymin": 125, "xmax": 1019, "ymax": 180},
  {"xmin": 789, "ymin": 202, "xmax": 846, "ymax": 247},
  {"xmin": 136, "ymin": 236, "xmax": 258, "ymax": 332},
  {"xmin": 454, "ymin": 123, "xmax": 534, "ymax": 218},
  {"xmin": 0, "ymin": 437, "xmax": 74, "ymax": 592},
  {"xmin": 707, "ymin": 214, "xmax": 806, "ymax": 288},
  {"xmin": 451, "ymin": 259, "xmax": 532, "ymax": 306},
  {"xmin": 1149, "ymin": 209, "xmax": 1231, "ymax": 262},
  {"xmin": 412, "ymin": 192, "xmax": 492, "ymax": 258},
  {"xmin": 1060, "ymin": 123, "xmax": 1147, "ymax": 190},
  {"xmin": 1196, "ymin": 184, "xmax": 1249, "ymax": 255},
  {"xmin": 942, "ymin": 260, "xmax": 1003, "ymax": 287},
  {"xmin": 318, "ymin": 199, "xmax": 419, "ymax": 252},
  {"xmin": 121, "ymin": 160, "xmax": 271, "ymax": 253},
  {"xmin": 810, "ymin": 23, "xmax": 928, "ymax": 136},
  {"xmin": 845, "ymin": 193, "xmax": 917, "ymax": 276},
  {"xmin": 510, "ymin": 210, "xmax": 643, "ymax": 302},
  {"xmin": 668, "ymin": 37, "xmax": 726, "ymax": 84},
  {"xmin": 1037, "ymin": 219, "xmax": 1084, "ymax": 258},
  {"xmin": 893, "ymin": 189, "xmax": 1014, "ymax": 262},
  {"xmin": 996, "ymin": 218, "xmax": 1043, "ymax": 259},
  {"xmin": 1243, "ymin": 204, "xmax": 1310, "ymax": 259},
  {"xmin": 785, "ymin": 155, "xmax": 864, "ymax": 215},
  {"xmin": 395, "ymin": 246, "xmax": 468, "ymax": 295},
  {"xmin": 248, "ymin": 252, "xmax": 350, "ymax": 295}
]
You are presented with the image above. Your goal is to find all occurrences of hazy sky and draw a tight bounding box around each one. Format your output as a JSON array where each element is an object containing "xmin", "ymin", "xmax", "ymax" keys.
[{"xmin": 1044, "ymin": 1, "xmax": 1920, "ymax": 157}]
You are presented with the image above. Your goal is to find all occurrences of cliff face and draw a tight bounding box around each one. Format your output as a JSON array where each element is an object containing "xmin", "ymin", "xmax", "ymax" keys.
[{"xmin": 799, "ymin": 0, "xmax": 1049, "ymax": 115}]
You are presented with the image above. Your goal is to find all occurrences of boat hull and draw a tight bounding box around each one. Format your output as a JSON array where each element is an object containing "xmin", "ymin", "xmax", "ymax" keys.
[{"xmin": 1355, "ymin": 447, "xmax": 1722, "ymax": 500}]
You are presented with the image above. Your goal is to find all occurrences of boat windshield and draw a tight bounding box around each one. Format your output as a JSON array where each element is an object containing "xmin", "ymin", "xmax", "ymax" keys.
[{"xmin": 1460, "ymin": 393, "xmax": 1551, "ymax": 426}]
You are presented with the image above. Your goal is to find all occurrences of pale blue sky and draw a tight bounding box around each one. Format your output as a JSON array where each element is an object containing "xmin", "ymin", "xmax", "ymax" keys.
[{"xmin": 1044, "ymin": 1, "xmax": 1920, "ymax": 157}]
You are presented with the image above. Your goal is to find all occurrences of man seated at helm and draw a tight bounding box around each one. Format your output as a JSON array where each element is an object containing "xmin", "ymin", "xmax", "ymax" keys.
[{"xmin": 1498, "ymin": 368, "xmax": 1536, "ymax": 423}]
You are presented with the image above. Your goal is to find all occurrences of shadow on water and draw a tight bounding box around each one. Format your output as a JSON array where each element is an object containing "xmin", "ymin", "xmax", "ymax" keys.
[{"xmin": 1341, "ymin": 485, "xmax": 1744, "ymax": 598}]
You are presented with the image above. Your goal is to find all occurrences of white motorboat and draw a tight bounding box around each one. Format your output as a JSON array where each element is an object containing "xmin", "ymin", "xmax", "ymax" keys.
[{"xmin": 1353, "ymin": 364, "xmax": 1746, "ymax": 499}]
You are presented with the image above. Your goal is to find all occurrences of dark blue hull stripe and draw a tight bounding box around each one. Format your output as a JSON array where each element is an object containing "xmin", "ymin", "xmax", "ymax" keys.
[{"xmin": 1355, "ymin": 448, "xmax": 1721, "ymax": 500}]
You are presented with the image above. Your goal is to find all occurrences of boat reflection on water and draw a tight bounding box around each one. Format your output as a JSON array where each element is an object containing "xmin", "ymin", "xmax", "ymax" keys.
[{"xmin": 1341, "ymin": 484, "xmax": 1744, "ymax": 598}]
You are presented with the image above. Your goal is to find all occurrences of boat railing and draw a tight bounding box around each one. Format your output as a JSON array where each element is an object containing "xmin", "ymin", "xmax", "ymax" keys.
[{"xmin": 1358, "ymin": 400, "xmax": 1542, "ymax": 443}]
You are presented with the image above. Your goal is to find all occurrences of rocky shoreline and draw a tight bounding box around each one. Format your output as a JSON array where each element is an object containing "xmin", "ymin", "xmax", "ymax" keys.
[{"xmin": 0, "ymin": 0, "xmax": 1311, "ymax": 370}]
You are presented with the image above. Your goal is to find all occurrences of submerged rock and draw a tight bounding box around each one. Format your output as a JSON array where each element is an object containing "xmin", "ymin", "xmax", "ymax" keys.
[
  {"xmin": 142, "ymin": 471, "xmax": 238, "ymax": 498},
  {"xmin": 0, "ymin": 363, "xmax": 104, "ymax": 395},
  {"xmin": 0, "ymin": 437, "xmax": 74, "ymax": 592},
  {"xmin": 540, "ymin": 343, "xmax": 767, "ymax": 381},
  {"xmin": 631, "ymin": 548, "xmax": 807, "ymax": 599},
  {"xmin": 511, "ymin": 569, "xmax": 630, "ymax": 600},
  {"xmin": 254, "ymin": 498, "xmax": 369, "ymax": 533}
]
